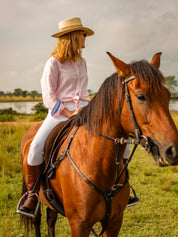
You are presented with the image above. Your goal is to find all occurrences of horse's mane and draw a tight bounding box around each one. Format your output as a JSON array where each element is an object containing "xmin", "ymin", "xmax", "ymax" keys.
[
  {"xmin": 73, "ymin": 72, "xmax": 119, "ymax": 133},
  {"xmin": 73, "ymin": 60, "xmax": 165, "ymax": 132},
  {"xmin": 130, "ymin": 59, "xmax": 165, "ymax": 93}
]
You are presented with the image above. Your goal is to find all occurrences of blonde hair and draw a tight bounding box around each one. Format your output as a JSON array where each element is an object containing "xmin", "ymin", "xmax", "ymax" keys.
[{"xmin": 50, "ymin": 31, "xmax": 82, "ymax": 63}]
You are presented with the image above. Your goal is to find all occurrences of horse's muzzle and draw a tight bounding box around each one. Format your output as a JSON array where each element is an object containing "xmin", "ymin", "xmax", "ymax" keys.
[
  {"xmin": 164, "ymin": 143, "xmax": 178, "ymax": 165},
  {"xmin": 149, "ymin": 140, "xmax": 178, "ymax": 166}
]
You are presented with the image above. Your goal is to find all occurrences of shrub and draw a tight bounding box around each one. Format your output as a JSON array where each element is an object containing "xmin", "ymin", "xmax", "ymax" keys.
[
  {"xmin": 32, "ymin": 102, "xmax": 48, "ymax": 114},
  {"xmin": 0, "ymin": 108, "xmax": 17, "ymax": 115},
  {"xmin": 0, "ymin": 108, "xmax": 17, "ymax": 121}
]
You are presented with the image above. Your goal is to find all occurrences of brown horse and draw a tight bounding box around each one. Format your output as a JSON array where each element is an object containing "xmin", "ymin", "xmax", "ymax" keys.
[{"xmin": 19, "ymin": 52, "xmax": 178, "ymax": 237}]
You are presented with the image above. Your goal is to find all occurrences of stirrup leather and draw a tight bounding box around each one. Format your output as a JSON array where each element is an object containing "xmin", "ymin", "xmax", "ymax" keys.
[{"xmin": 16, "ymin": 192, "xmax": 40, "ymax": 218}]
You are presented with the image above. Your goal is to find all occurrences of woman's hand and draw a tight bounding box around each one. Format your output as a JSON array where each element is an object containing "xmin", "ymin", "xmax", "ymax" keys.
[
  {"xmin": 61, "ymin": 107, "xmax": 81, "ymax": 118},
  {"xmin": 72, "ymin": 107, "xmax": 81, "ymax": 116}
]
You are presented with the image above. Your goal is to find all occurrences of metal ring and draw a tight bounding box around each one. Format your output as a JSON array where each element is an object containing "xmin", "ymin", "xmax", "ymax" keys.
[{"xmin": 120, "ymin": 137, "xmax": 124, "ymax": 144}]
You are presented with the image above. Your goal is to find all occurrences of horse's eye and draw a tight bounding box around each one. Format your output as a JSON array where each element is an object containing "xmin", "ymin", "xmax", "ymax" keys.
[{"xmin": 137, "ymin": 94, "xmax": 147, "ymax": 101}]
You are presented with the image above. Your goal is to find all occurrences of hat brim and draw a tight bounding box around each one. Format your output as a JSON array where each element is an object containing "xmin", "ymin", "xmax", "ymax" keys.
[{"xmin": 51, "ymin": 26, "xmax": 94, "ymax": 38}]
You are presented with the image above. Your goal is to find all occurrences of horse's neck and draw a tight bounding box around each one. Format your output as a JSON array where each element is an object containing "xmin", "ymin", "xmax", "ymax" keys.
[
  {"xmin": 99, "ymin": 118, "xmax": 125, "ymax": 139},
  {"xmin": 86, "ymin": 122, "xmax": 126, "ymax": 187}
]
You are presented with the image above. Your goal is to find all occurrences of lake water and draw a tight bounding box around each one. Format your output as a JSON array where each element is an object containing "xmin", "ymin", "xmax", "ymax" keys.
[
  {"xmin": 0, "ymin": 101, "xmax": 41, "ymax": 114},
  {"xmin": 0, "ymin": 100, "xmax": 178, "ymax": 114},
  {"xmin": 169, "ymin": 100, "xmax": 178, "ymax": 111}
]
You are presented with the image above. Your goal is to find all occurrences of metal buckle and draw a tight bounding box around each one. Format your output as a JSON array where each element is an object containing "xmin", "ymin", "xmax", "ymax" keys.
[
  {"xmin": 139, "ymin": 135, "xmax": 151, "ymax": 152},
  {"xmin": 16, "ymin": 192, "xmax": 40, "ymax": 218},
  {"xmin": 111, "ymin": 183, "xmax": 124, "ymax": 191}
]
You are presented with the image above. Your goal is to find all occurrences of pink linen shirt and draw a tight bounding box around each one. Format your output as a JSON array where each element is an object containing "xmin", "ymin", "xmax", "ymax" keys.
[{"xmin": 41, "ymin": 56, "xmax": 89, "ymax": 117}]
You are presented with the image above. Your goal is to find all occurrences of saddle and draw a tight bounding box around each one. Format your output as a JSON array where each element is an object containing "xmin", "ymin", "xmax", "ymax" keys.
[{"xmin": 42, "ymin": 115, "xmax": 76, "ymax": 216}]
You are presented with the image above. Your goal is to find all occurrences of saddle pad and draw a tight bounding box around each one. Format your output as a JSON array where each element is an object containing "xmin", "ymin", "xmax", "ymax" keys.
[{"xmin": 43, "ymin": 115, "xmax": 76, "ymax": 175}]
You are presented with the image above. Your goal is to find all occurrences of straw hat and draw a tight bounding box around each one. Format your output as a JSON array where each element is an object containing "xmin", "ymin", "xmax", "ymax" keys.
[{"xmin": 51, "ymin": 17, "xmax": 94, "ymax": 38}]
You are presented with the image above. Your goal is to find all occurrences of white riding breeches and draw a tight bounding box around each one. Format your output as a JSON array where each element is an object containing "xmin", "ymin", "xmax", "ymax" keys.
[{"xmin": 27, "ymin": 101, "xmax": 88, "ymax": 166}]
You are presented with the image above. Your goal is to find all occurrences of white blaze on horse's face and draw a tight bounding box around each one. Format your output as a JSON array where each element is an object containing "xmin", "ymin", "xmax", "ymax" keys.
[{"xmin": 107, "ymin": 52, "xmax": 178, "ymax": 166}]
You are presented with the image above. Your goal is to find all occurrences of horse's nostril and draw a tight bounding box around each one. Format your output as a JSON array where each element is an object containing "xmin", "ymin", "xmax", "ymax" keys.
[{"xmin": 165, "ymin": 145, "xmax": 178, "ymax": 159}]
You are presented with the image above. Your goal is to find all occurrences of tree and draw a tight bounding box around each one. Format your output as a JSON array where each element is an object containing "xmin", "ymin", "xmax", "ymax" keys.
[
  {"xmin": 13, "ymin": 88, "xmax": 23, "ymax": 96},
  {"xmin": 30, "ymin": 90, "xmax": 39, "ymax": 100},
  {"xmin": 87, "ymin": 89, "xmax": 93, "ymax": 96},
  {"xmin": 0, "ymin": 91, "xmax": 5, "ymax": 96},
  {"xmin": 165, "ymin": 76, "xmax": 178, "ymax": 94},
  {"xmin": 22, "ymin": 90, "xmax": 28, "ymax": 97}
]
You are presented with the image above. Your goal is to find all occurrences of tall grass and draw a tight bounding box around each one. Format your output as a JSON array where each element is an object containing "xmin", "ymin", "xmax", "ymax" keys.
[
  {"xmin": 0, "ymin": 125, "xmax": 28, "ymax": 236},
  {"xmin": 0, "ymin": 96, "xmax": 42, "ymax": 102},
  {"xmin": 0, "ymin": 119, "xmax": 178, "ymax": 236}
]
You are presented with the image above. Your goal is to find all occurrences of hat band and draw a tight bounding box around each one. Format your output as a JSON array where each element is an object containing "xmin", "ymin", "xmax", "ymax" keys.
[{"xmin": 59, "ymin": 24, "xmax": 83, "ymax": 32}]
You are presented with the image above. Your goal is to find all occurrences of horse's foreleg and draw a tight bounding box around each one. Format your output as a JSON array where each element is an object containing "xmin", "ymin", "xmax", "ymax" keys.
[
  {"xmin": 47, "ymin": 207, "xmax": 58, "ymax": 237},
  {"xmin": 102, "ymin": 214, "xmax": 123, "ymax": 237},
  {"xmin": 69, "ymin": 219, "xmax": 91, "ymax": 237},
  {"xmin": 32, "ymin": 204, "xmax": 41, "ymax": 237}
]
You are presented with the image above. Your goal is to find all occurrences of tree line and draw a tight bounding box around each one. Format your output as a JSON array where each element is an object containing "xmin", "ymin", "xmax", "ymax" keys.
[
  {"xmin": 0, "ymin": 88, "xmax": 41, "ymax": 99},
  {"xmin": 0, "ymin": 88, "xmax": 95, "ymax": 98},
  {"xmin": 166, "ymin": 76, "xmax": 178, "ymax": 94},
  {"xmin": 0, "ymin": 75, "xmax": 177, "ymax": 98}
]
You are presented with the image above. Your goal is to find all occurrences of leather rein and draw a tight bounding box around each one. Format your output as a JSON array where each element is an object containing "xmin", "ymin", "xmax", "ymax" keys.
[{"xmin": 53, "ymin": 75, "xmax": 151, "ymax": 236}]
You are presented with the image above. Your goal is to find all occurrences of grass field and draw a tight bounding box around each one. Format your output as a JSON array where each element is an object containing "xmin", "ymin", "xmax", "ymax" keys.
[{"xmin": 0, "ymin": 115, "xmax": 178, "ymax": 236}]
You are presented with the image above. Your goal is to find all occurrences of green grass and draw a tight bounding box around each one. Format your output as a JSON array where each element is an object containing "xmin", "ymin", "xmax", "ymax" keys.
[
  {"xmin": 119, "ymin": 148, "xmax": 178, "ymax": 237},
  {"xmin": 0, "ymin": 121, "xmax": 178, "ymax": 236},
  {"xmin": 0, "ymin": 114, "xmax": 47, "ymax": 122}
]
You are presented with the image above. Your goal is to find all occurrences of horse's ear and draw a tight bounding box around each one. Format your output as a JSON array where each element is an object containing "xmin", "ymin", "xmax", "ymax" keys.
[
  {"xmin": 107, "ymin": 52, "xmax": 131, "ymax": 77},
  {"xmin": 151, "ymin": 52, "xmax": 162, "ymax": 69}
]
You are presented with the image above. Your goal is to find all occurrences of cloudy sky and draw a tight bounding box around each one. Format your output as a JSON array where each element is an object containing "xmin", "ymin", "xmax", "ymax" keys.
[{"xmin": 0, "ymin": 0, "xmax": 178, "ymax": 93}]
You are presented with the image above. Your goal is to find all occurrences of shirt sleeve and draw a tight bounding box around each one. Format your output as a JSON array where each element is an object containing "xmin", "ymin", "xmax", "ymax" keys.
[
  {"xmin": 41, "ymin": 57, "xmax": 65, "ymax": 115},
  {"xmin": 51, "ymin": 99, "xmax": 65, "ymax": 117}
]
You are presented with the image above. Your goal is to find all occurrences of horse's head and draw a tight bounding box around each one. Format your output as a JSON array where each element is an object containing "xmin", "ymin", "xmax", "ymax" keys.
[{"xmin": 108, "ymin": 52, "xmax": 178, "ymax": 166}]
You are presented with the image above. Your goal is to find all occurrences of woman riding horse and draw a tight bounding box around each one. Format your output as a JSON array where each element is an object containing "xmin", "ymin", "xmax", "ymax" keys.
[
  {"xmin": 18, "ymin": 17, "xmax": 137, "ymax": 219},
  {"xmin": 18, "ymin": 51, "xmax": 178, "ymax": 237}
]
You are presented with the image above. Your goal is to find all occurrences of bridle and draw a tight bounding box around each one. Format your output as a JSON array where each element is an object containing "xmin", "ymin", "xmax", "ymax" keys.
[
  {"xmin": 51, "ymin": 75, "xmax": 152, "ymax": 236},
  {"xmin": 120, "ymin": 75, "xmax": 141, "ymax": 139},
  {"xmin": 116, "ymin": 74, "xmax": 151, "ymax": 150},
  {"xmin": 94, "ymin": 75, "xmax": 151, "ymax": 235}
]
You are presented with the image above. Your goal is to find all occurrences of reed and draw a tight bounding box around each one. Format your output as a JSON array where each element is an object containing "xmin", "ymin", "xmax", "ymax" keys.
[{"xmin": 0, "ymin": 96, "xmax": 42, "ymax": 102}]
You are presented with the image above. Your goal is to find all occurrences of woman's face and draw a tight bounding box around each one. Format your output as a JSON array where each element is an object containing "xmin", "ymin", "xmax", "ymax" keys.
[{"xmin": 79, "ymin": 32, "xmax": 87, "ymax": 48}]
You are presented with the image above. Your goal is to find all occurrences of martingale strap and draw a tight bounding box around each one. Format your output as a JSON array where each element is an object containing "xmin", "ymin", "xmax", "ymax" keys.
[{"xmin": 62, "ymin": 127, "xmax": 129, "ymax": 236}]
